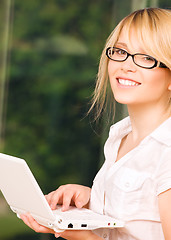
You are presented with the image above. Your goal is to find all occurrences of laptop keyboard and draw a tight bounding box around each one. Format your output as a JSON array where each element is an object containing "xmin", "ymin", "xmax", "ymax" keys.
[{"xmin": 53, "ymin": 206, "xmax": 110, "ymax": 221}]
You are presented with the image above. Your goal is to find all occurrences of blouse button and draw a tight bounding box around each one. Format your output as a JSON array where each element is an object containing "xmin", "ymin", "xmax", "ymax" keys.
[{"xmin": 125, "ymin": 182, "xmax": 130, "ymax": 188}]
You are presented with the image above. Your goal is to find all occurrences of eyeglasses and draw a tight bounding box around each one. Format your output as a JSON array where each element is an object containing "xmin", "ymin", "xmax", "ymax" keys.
[{"xmin": 106, "ymin": 47, "xmax": 167, "ymax": 69}]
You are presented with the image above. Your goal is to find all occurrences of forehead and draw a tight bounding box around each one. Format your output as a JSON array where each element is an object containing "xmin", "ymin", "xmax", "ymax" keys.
[{"xmin": 116, "ymin": 28, "xmax": 146, "ymax": 53}]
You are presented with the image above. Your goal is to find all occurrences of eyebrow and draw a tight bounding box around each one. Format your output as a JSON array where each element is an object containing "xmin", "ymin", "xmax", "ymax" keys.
[
  {"xmin": 115, "ymin": 42, "xmax": 128, "ymax": 48},
  {"xmin": 115, "ymin": 42, "xmax": 146, "ymax": 54}
]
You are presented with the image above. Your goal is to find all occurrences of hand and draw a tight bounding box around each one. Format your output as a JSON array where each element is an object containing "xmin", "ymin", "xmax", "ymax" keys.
[
  {"xmin": 20, "ymin": 214, "xmax": 102, "ymax": 240},
  {"xmin": 20, "ymin": 213, "xmax": 55, "ymax": 235},
  {"xmin": 46, "ymin": 184, "xmax": 91, "ymax": 211}
]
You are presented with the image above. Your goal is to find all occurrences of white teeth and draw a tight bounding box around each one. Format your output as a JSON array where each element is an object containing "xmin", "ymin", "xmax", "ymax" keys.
[{"xmin": 118, "ymin": 79, "xmax": 139, "ymax": 86}]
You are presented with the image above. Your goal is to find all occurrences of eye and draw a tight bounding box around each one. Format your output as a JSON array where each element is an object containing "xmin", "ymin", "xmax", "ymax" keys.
[
  {"xmin": 142, "ymin": 55, "xmax": 154, "ymax": 62},
  {"xmin": 115, "ymin": 48, "xmax": 127, "ymax": 55}
]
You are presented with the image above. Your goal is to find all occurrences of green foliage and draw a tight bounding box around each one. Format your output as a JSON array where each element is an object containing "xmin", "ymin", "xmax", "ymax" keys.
[
  {"xmin": 159, "ymin": 0, "xmax": 171, "ymax": 7},
  {"xmin": 4, "ymin": 0, "xmax": 113, "ymax": 193},
  {"xmin": 0, "ymin": 212, "xmax": 33, "ymax": 239}
]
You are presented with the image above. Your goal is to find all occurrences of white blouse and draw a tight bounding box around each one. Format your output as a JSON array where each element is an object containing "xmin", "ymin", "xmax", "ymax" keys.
[{"xmin": 90, "ymin": 116, "xmax": 171, "ymax": 240}]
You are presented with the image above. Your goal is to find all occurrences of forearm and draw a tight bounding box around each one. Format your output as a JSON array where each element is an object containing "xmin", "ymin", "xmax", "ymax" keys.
[
  {"xmin": 56, "ymin": 229, "xmax": 103, "ymax": 240},
  {"xmin": 89, "ymin": 234, "xmax": 104, "ymax": 240},
  {"xmin": 84, "ymin": 187, "xmax": 92, "ymax": 209}
]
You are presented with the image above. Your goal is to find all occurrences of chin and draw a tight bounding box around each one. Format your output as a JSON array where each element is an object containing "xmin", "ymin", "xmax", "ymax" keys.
[{"xmin": 114, "ymin": 96, "xmax": 134, "ymax": 105}]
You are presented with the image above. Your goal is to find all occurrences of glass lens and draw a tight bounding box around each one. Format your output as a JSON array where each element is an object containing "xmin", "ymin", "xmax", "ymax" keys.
[
  {"xmin": 134, "ymin": 54, "xmax": 155, "ymax": 68},
  {"xmin": 107, "ymin": 47, "xmax": 127, "ymax": 61}
]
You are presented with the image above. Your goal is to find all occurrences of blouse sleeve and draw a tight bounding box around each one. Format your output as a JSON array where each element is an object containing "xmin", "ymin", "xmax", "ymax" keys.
[{"xmin": 155, "ymin": 148, "xmax": 171, "ymax": 196}]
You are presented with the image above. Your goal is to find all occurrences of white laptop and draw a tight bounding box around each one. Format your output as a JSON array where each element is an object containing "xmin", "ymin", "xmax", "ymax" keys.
[{"xmin": 0, "ymin": 153, "xmax": 124, "ymax": 232}]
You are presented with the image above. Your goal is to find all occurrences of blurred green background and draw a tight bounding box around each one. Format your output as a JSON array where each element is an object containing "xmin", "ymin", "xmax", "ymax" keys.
[{"xmin": 0, "ymin": 0, "xmax": 170, "ymax": 239}]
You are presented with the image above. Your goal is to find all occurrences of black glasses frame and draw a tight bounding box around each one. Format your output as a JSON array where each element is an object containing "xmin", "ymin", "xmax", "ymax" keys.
[{"xmin": 106, "ymin": 47, "xmax": 167, "ymax": 69}]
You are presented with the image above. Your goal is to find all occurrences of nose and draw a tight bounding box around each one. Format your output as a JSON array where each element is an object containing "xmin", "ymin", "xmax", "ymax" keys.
[{"xmin": 120, "ymin": 55, "xmax": 137, "ymax": 72}]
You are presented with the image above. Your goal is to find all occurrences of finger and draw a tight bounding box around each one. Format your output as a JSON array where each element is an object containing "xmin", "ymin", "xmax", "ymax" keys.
[
  {"xmin": 46, "ymin": 187, "xmax": 66, "ymax": 210},
  {"xmin": 20, "ymin": 214, "xmax": 33, "ymax": 229},
  {"xmin": 45, "ymin": 191, "xmax": 54, "ymax": 203},
  {"xmin": 61, "ymin": 191, "xmax": 74, "ymax": 211},
  {"xmin": 25, "ymin": 214, "xmax": 54, "ymax": 234},
  {"xmin": 73, "ymin": 187, "xmax": 91, "ymax": 209},
  {"xmin": 49, "ymin": 192, "xmax": 63, "ymax": 210},
  {"xmin": 45, "ymin": 191, "xmax": 58, "ymax": 208},
  {"xmin": 48, "ymin": 186, "xmax": 73, "ymax": 211},
  {"xmin": 74, "ymin": 192, "xmax": 85, "ymax": 208},
  {"xmin": 45, "ymin": 185, "xmax": 91, "ymax": 212}
]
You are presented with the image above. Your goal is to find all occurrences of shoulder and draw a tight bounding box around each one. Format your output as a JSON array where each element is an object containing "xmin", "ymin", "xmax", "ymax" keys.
[{"xmin": 158, "ymin": 188, "xmax": 171, "ymax": 239}]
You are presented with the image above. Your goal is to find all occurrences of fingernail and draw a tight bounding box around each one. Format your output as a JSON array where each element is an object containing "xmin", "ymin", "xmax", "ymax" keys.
[
  {"xmin": 55, "ymin": 233, "xmax": 61, "ymax": 238},
  {"xmin": 62, "ymin": 205, "xmax": 67, "ymax": 211}
]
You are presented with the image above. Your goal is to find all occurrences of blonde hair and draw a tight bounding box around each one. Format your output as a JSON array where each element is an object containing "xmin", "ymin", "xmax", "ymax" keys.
[{"xmin": 90, "ymin": 8, "xmax": 171, "ymax": 121}]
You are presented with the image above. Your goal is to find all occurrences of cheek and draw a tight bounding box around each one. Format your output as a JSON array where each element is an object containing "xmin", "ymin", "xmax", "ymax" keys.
[
  {"xmin": 143, "ymin": 71, "xmax": 171, "ymax": 101},
  {"xmin": 147, "ymin": 72, "xmax": 168, "ymax": 89},
  {"xmin": 108, "ymin": 61, "xmax": 117, "ymax": 76},
  {"xmin": 108, "ymin": 62, "xmax": 117, "ymax": 86}
]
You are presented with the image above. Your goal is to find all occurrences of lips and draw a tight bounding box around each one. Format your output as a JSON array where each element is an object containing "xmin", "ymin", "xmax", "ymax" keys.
[{"xmin": 116, "ymin": 78, "xmax": 141, "ymax": 87}]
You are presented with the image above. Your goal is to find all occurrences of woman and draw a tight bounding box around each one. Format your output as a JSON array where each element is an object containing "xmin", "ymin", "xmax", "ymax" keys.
[{"xmin": 21, "ymin": 7, "xmax": 171, "ymax": 240}]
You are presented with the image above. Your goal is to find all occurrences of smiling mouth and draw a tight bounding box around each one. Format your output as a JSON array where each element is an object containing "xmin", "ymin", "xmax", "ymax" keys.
[{"xmin": 117, "ymin": 78, "xmax": 140, "ymax": 86}]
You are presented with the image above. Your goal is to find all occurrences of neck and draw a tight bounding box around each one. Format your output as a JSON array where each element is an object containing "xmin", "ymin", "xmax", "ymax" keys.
[{"xmin": 127, "ymin": 103, "xmax": 171, "ymax": 142}]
